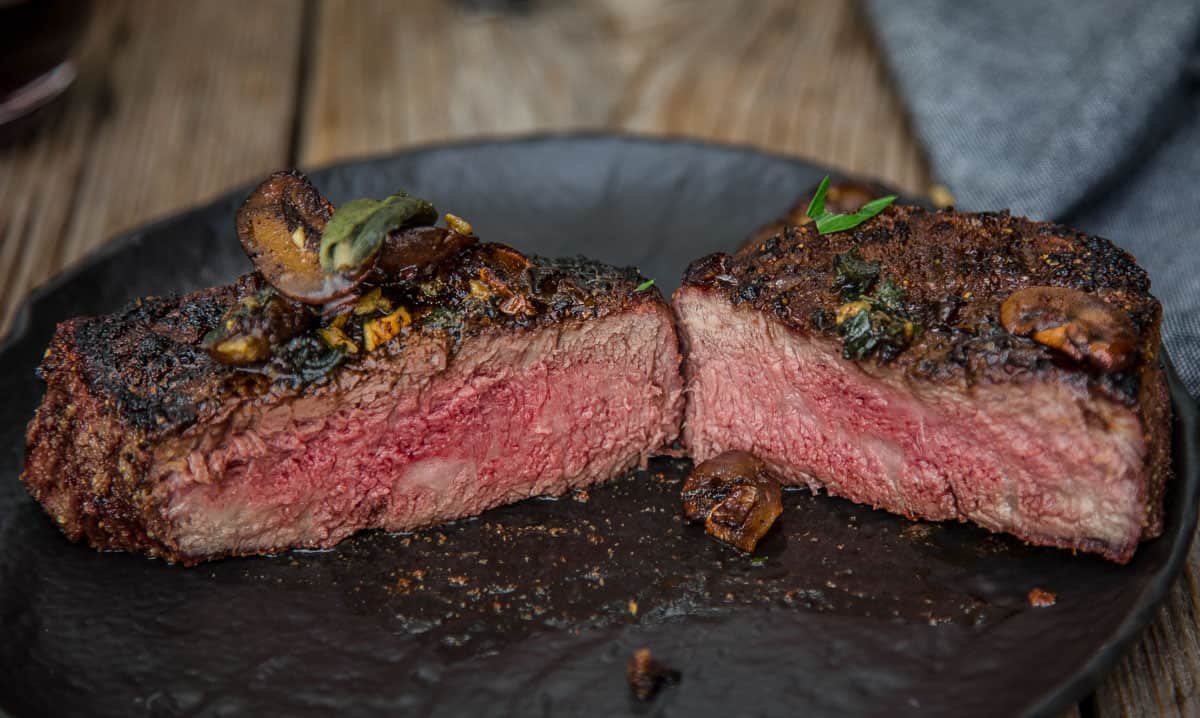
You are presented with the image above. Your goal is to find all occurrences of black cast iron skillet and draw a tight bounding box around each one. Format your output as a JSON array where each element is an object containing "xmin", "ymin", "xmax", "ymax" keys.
[{"xmin": 0, "ymin": 135, "xmax": 1195, "ymax": 718}]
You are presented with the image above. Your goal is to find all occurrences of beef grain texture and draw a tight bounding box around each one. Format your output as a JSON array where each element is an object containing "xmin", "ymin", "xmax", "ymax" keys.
[
  {"xmin": 22, "ymin": 250, "xmax": 684, "ymax": 564},
  {"xmin": 675, "ymin": 204, "xmax": 1171, "ymax": 563}
]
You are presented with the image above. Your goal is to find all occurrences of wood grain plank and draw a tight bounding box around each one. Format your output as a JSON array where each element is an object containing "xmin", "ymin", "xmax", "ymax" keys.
[
  {"xmin": 300, "ymin": 0, "xmax": 930, "ymax": 195},
  {"xmin": 59, "ymin": 0, "xmax": 304, "ymax": 262},
  {"xmin": 0, "ymin": 0, "xmax": 303, "ymax": 333},
  {"xmin": 6, "ymin": 2, "xmax": 1194, "ymax": 715},
  {"xmin": 1094, "ymin": 541, "xmax": 1200, "ymax": 717},
  {"xmin": 301, "ymin": 0, "xmax": 618, "ymax": 162},
  {"xmin": 0, "ymin": 5, "xmax": 124, "ymax": 329}
]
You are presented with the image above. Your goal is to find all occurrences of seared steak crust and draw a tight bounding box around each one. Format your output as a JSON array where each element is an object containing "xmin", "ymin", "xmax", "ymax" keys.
[
  {"xmin": 67, "ymin": 247, "xmax": 652, "ymax": 440},
  {"xmin": 680, "ymin": 203, "xmax": 1171, "ymax": 562},
  {"xmin": 688, "ymin": 205, "xmax": 1160, "ymax": 401},
  {"xmin": 23, "ymin": 248, "xmax": 680, "ymax": 563}
]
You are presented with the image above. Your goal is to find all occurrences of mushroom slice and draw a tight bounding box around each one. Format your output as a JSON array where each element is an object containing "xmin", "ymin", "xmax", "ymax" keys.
[
  {"xmin": 474, "ymin": 243, "xmax": 535, "ymax": 298},
  {"xmin": 481, "ymin": 243, "xmax": 533, "ymax": 277},
  {"xmin": 1000, "ymin": 286, "xmax": 1138, "ymax": 372},
  {"xmin": 682, "ymin": 451, "xmax": 783, "ymax": 552},
  {"xmin": 370, "ymin": 226, "xmax": 477, "ymax": 283},
  {"xmin": 236, "ymin": 171, "xmax": 363, "ymax": 304}
]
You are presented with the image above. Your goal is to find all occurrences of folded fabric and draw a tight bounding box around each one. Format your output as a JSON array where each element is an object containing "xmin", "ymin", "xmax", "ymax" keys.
[{"xmin": 864, "ymin": 0, "xmax": 1200, "ymax": 395}]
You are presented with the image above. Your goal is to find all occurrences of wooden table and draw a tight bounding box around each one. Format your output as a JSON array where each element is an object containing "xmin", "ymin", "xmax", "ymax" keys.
[{"xmin": 0, "ymin": 2, "xmax": 1194, "ymax": 715}]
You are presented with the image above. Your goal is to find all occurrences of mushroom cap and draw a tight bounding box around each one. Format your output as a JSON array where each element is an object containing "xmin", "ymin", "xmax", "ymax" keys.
[
  {"xmin": 235, "ymin": 171, "xmax": 366, "ymax": 304},
  {"xmin": 1000, "ymin": 286, "xmax": 1138, "ymax": 372}
]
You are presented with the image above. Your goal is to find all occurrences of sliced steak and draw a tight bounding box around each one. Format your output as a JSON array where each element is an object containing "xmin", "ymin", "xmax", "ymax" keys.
[
  {"xmin": 675, "ymin": 204, "xmax": 1170, "ymax": 563},
  {"xmin": 23, "ymin": 247, "xmax": 684, "ymax": 565}
]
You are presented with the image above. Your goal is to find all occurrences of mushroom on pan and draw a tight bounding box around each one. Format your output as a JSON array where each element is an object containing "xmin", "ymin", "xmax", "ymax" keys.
[{"xmin": 682, "ymin": 451, "xmax": 783, "ymax": 553}]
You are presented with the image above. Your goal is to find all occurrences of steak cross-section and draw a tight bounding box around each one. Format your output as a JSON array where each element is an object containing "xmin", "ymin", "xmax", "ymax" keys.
[
  {"xmin": 23, "ymin": 250, "xmax": 684, "ymax": 565},
  {"xmin": 675, "ymin": 201, "xmax": 1170, "ymax": 563}
]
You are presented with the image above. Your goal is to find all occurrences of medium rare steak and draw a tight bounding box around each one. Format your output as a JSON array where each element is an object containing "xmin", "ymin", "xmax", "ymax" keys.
[
  {"xmin": 676, "ymin": 200, "xmax": 1170, "ymax": 563},
  {"xmin": 23, "ymin": 242, "xmax": 684, "ymax": 565}
]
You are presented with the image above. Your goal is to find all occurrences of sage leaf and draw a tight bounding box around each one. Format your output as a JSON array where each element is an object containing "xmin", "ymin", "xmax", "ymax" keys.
[
  {"xmin": 319, "ymin": 192, "xmax": 438, "ymax": 273},
  {"xmin": 319, "ymin": 198, "xmax": 381, "ymax": 272}
]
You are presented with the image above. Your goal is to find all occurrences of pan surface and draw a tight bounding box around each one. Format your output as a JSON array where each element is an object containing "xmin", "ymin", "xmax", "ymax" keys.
[{"xmin": 0, "ymin": 135, "xmax": 1195, "ymax": 718}]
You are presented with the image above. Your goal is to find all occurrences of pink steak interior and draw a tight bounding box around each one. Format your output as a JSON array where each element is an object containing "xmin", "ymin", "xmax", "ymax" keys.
[
  {"xmin": 675, "ymin": 288, "xmax": 1149, "ymax": 561},
  {"xmin": 157, "ymin": 304, "xmax": 683, "ymax": 559}
]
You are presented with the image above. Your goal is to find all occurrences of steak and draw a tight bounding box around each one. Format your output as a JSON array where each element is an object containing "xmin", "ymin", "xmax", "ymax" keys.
[
  {"xmin": 22, "ymin": 246, "xmax": 684, "ymax": 565},
  {"xmin": 675, "ymin": 201, "xmax": 1170, "ymax": 563}
]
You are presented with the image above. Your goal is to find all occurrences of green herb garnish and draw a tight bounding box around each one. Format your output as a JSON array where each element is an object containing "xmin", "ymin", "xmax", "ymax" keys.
[
  {"xmin": 872, "ymin": 277, "xmax": 907, "ymax": 313},
  {"xmin": 635, "ymin": 279, "xmax": 655, "ymax": 292},
  {"xmin": 319, "ymin": 191, "xmax": 438, "ymax": 273},
  {"xmin": 830, "ymin": 250, "xmax": 920, "ymax": 362},
  {"xmin": 272, "ymin": 334, "xmax": 347, "ymax": 384},
  {"xmin": 421, "ymin": 306, "xmax": 463, "ymax": 335},
  {"xmin": 831, "ymin": 248, "xmax": 881, "ymax": 301},
  {"xmin": 750, "ymin": 556, "xmax": 768, "ymax": 567},
  {"xmin": 838, "ymin": 305, "xmax": 916, "ymax": 362},
  {"xmin": 805, "ymin": 176, "xmax": 896, "ymax": 235}
]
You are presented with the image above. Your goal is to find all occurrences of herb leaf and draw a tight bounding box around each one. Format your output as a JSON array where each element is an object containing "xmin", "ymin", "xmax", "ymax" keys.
[
  {"xmin": 836, "ymin": 287, "xmax": 919, "ymax": 362},
  {"xmin": 750, "ymin": 556, "xmax": 768, "ymax": 567},
  {"xmin": 831, "ymin": 249, "xmax": 881, "ymax": 301},
  {"xmin": 635, "ymin": 279, "xmax": 655, "ymax": 292},
  {"xmin": 829, "ymin": 251, "xmax": 920, "ymax": 362},
  {"xmin": 805, "ymin": 175, "xmax": 897, "ymax": 235},
  {"xmin": 804, "ymin": 176, "xmax": 831, "ymax": 220},
  {"xmin": 858, "ymin": 195, "xmax": 898, "ymax": 215},
  {"xmin": 838, "ymin": 306, "xmax": 916, "ymax": 362},
  {"xmin": 319, "ymin": 191, "xmax": 438, "ymax": 273},
  {"xmin": 318, "ymin": 199, "xmax": 379, "ymax": 269},
  {"xmin": 872, "ymin": 277, "xmax": 906, "ymax": 313},
  {"xmin": 839, "ymin": 308, "xmax": 878, "ymax": 359}
]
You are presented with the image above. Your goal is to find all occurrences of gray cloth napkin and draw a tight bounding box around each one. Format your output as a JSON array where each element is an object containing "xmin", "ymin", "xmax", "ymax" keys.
[{"xmin": 863, "ymin": 0, "xmax": 1200, "ymax": 396}]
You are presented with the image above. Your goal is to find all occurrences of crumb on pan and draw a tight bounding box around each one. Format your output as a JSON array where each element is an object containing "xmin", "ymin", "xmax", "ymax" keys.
[
  {"xmin": 1028, "ymin": 587, "xmax": 1057, "ymax": 607},
  {"xmin": 627, "ymin": 648, "xmax": 680, "ymax": 701}
]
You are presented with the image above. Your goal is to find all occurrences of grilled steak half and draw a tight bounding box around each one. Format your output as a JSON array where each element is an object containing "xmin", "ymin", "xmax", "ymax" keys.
[
  {"xmin": 23, "ymin": 247, "xmax": 684, "ymax": 564},
  {"xmin": 676, "ymin": 202, "xmax": 1170, "ymax": 563}
]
